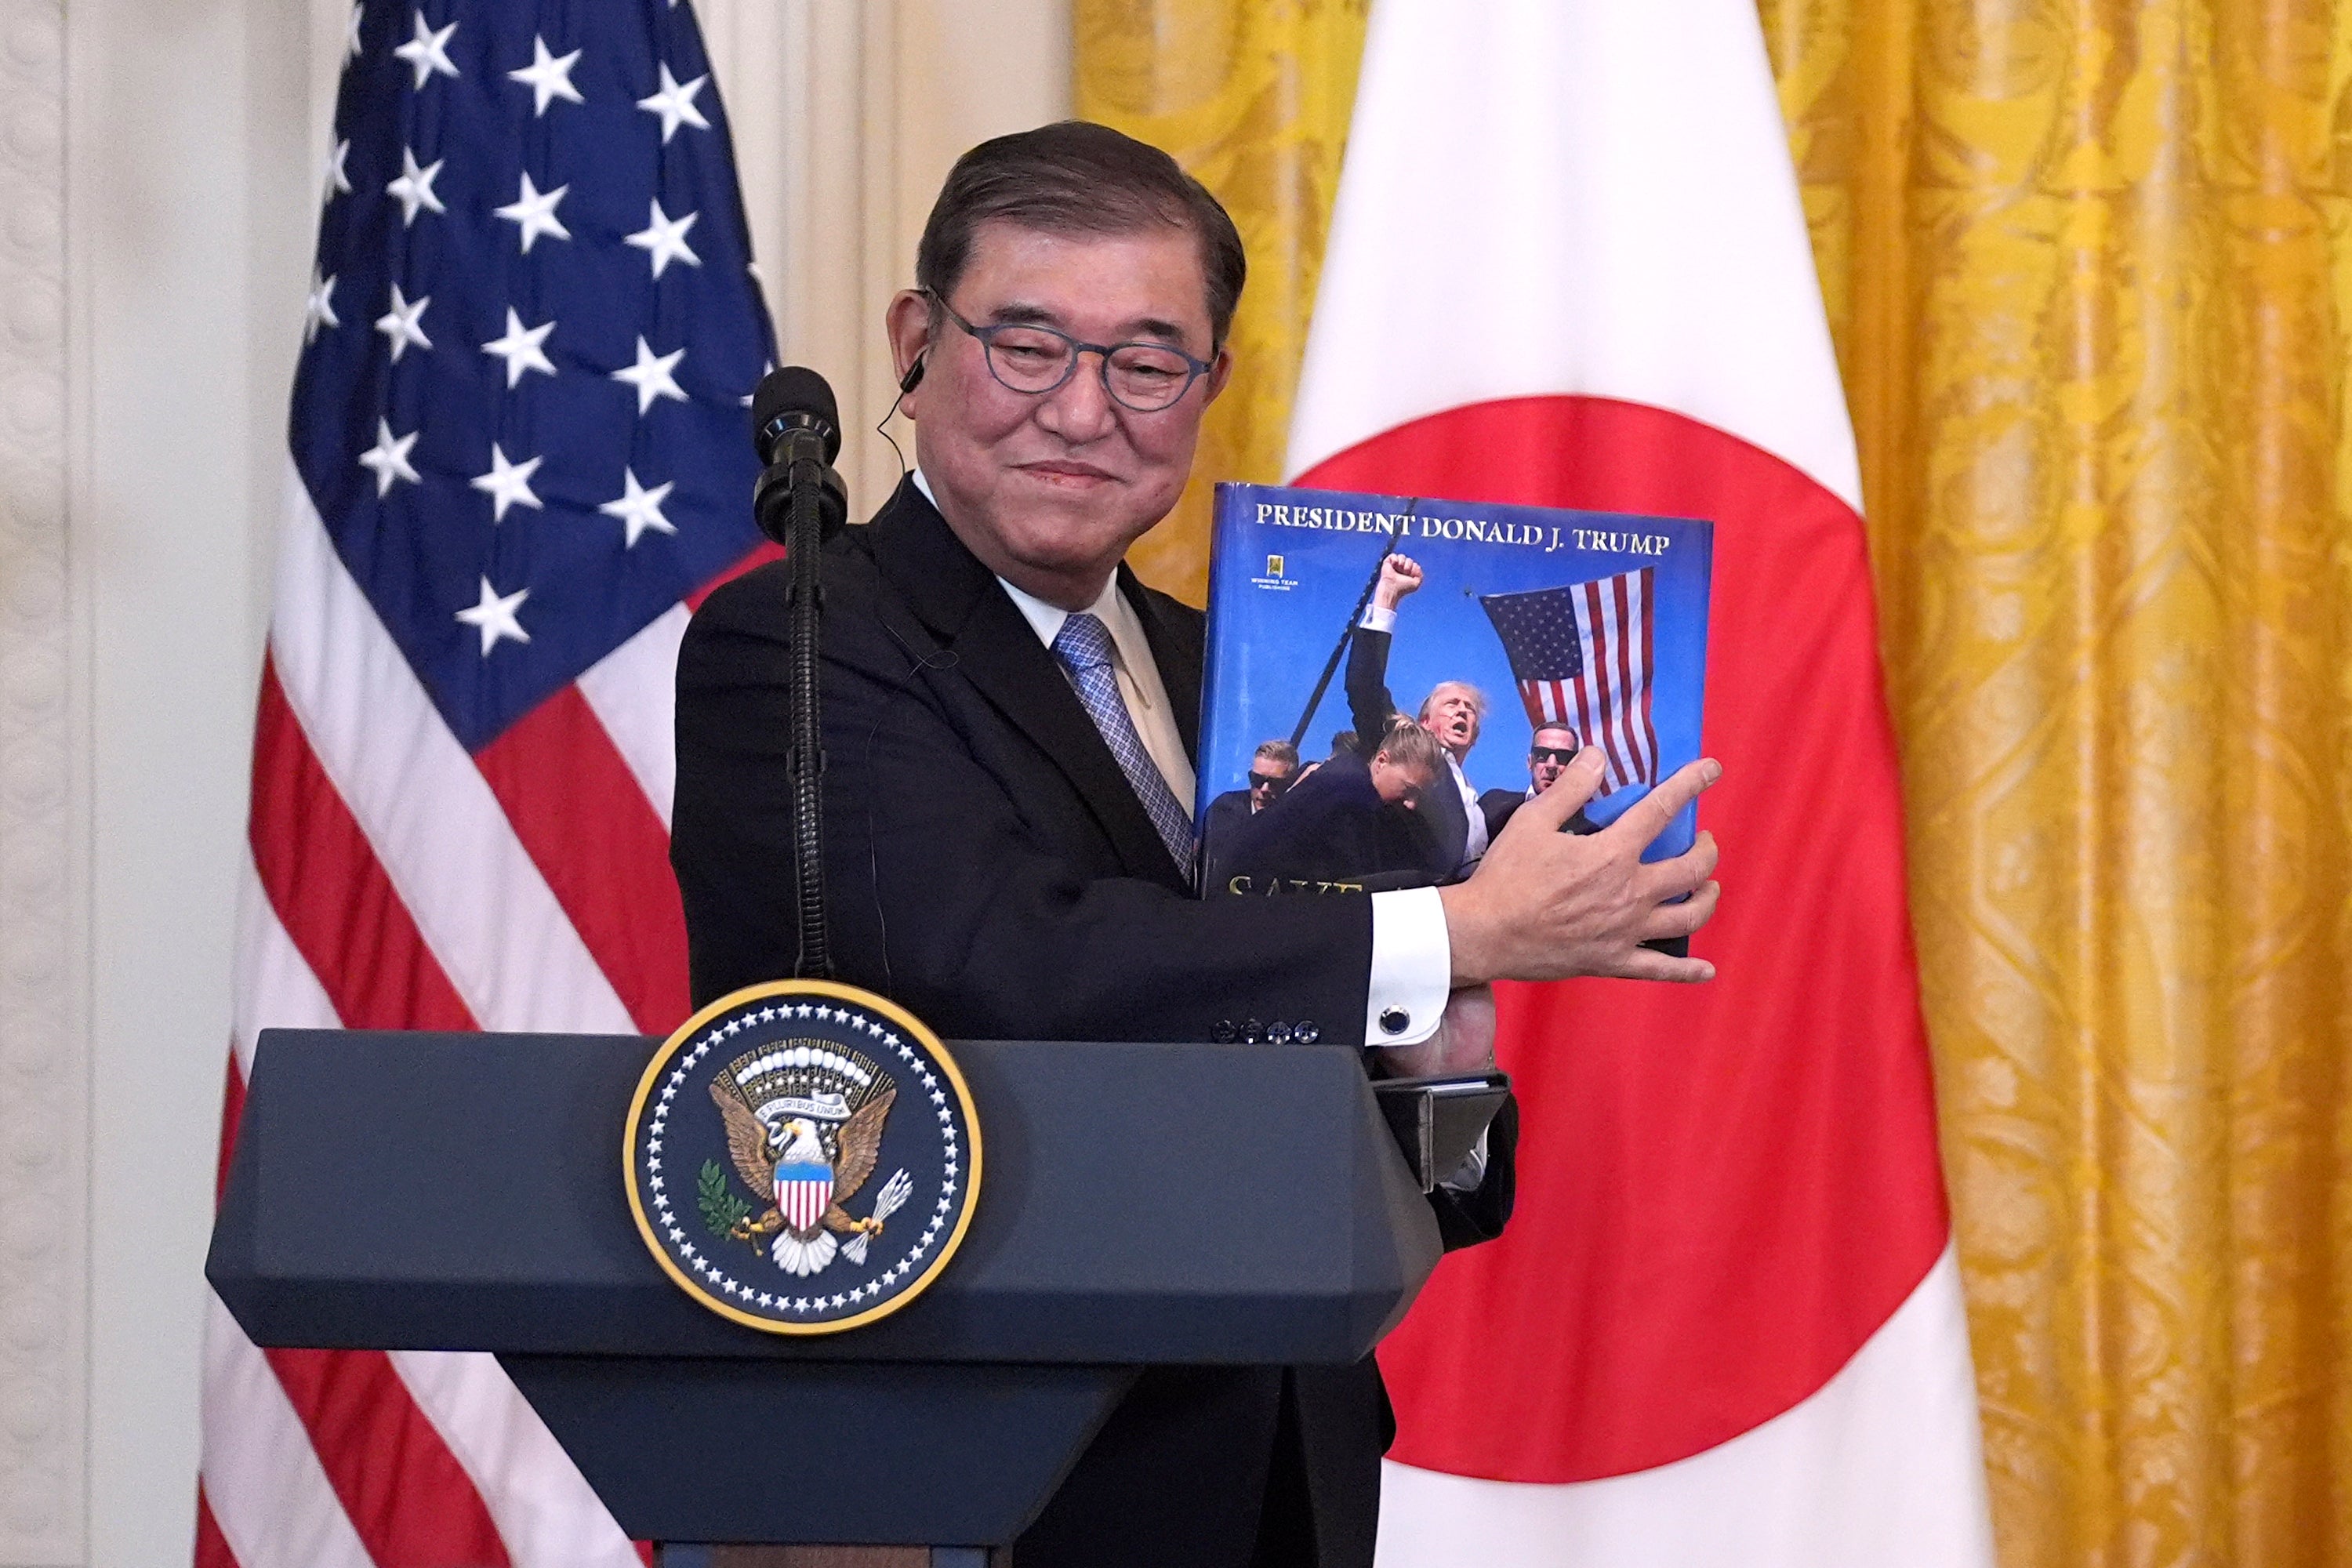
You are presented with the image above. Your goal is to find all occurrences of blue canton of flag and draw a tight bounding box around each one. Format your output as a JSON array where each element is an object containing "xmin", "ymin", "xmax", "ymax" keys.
[{"xmin": 292, "ymin": 0, "xmax": 775, "ymax": 753}]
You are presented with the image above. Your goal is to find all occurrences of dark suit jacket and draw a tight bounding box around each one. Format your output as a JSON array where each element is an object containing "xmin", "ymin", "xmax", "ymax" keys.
[
  {"xmin": 1479, "ymin": 786, "xmax": 1526, "ymax": 844},
  {"xmin": 1200, "ymin": 786, "xmax": 1254, "ymax": 891},
  {"xmin": 1480, "ymin": 785, "xmax": 1601, "ymax": 844},
  {"xmin": 672, "ymin": 479, "xmax": 1515, "ymax": 1568},
  {"xmin": 1221, "ymin": 751, "xmax": 1440, "ymax": 890},
  {"xmin": 1345, "ymin": 626, "xmax": 1472, "ymax": 880}
]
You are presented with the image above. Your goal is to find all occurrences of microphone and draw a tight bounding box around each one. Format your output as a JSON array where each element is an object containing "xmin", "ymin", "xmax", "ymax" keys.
[
  {"xmin": 746, "ymin": 365, "xmax": 850, "ymax": 978},
  {"xmin": 750, "ymin": 366, "xmax": 848, "ymax": 547}
]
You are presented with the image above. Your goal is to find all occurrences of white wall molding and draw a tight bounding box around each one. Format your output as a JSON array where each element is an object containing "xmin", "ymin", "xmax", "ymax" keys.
[{"xmin": 0, "ymin": 0, "xmax": 85, "ymax": 1560}]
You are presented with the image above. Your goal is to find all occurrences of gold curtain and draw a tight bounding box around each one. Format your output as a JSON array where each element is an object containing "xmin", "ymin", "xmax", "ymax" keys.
[
  {"xmin": 1073, "ymin": 0, "xmax": 1369, "ymax": 602},
  {"xmin": 1078, "ymin": 2, "xmax": 2352, "ymax": 1564}
]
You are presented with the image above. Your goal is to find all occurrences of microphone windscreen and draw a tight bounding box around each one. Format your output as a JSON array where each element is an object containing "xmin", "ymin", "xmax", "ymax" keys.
[{"xmin": 751, "ymin": 366, "xmax": 841, "ymax": 465}]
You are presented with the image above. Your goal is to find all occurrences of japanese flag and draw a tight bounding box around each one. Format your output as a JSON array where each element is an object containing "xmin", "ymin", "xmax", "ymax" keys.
[{"xmin": 1286, "ymin": 2, "xmax": 1998, "ymax": 1563}]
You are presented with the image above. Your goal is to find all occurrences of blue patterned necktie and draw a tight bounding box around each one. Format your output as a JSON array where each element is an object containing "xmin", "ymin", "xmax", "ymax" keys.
[{"xmin": 1051, "ymin": 612, "xmax": 1197, "ymax": 878}]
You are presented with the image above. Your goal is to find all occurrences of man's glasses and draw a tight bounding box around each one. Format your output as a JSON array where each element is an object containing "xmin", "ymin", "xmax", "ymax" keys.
[
  {"xmin": 1530, "ymin": 746, "xmax": 1580, "ymax": 764},
  {"xmin": 927, "ymin": 292, "xmax": 1214, "ymax": 413},
  {"xmin": 1247, "ymin": 771, "xmax": 1292, "ymax": 794}
]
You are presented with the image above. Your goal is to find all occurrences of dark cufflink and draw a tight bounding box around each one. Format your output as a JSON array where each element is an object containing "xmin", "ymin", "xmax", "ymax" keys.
[
  {"xmin": 1210, "ymin": 1020, "xmax": 1237, "ymax": 1044},
  {"xmin": 1294, "ymin": 1021, "xmax": 1320, "ymax": 1044},
  {"xmin": 1240, "ymin": 1018, "xmax": 1266, "ymax": 1044},
  {"xmin": 1378, "ymin": 1006, "xmax": 1411, "ymax": 1036}
]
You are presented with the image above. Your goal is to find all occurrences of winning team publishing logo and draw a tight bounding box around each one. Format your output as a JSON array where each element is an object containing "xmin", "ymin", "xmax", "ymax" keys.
[{"xmin": 624, "ymin": 979, "xmax": 982, "ymax": 1334}]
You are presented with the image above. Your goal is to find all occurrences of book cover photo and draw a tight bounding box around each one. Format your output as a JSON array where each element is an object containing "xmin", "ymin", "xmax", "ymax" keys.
[{"xmin": 1196, "ymin": 481, "xmax": 1714, "ymax": 899}]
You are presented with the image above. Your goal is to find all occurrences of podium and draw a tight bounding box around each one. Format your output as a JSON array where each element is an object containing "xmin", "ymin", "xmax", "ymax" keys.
[{"xmin": 208, "ymin": 1028, "xmax": 1446, "ymax": 1561}]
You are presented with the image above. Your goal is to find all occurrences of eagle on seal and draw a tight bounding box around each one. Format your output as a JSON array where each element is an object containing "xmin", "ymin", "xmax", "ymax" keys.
[{"xmin": 710, "ymin": 1079, "xmax": 896, "ymax": 1276}]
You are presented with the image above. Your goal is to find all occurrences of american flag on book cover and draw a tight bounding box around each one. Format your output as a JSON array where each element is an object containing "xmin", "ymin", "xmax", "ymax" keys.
[
  {"xmin": 1479, "ymin": 571, "xmax": 1658, "ymax": 793},
  {"xmin": 198, "ymin": 4, "xmax": 775, "ymax": 1564}
]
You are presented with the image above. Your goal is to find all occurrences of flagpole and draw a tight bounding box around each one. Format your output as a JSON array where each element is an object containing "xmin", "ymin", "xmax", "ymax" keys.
[{"xmin": 1286, "ymin": 502, "xmax": 1417, "ymax": 751}]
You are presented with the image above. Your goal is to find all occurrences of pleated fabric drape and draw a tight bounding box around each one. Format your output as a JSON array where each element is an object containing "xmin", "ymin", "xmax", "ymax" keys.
[
  {"xmin": 1073, "ymin": 0, "xmax": 1367, "ymax": 601},
  {"xmin": 1076, "ymin": 2, "xmax": 2352, "ymax": 1563}
]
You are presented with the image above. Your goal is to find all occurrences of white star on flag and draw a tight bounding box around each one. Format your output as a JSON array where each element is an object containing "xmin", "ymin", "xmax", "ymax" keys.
[
  {"xmin": 494, "ymin": 172, "xmax": 571, "ymax": 253},
  {"xmin": 393, "ymin": 10, "xmax": 459, "ymax": 89},
  {"xmin": 481, "ymin": 308, "xmax": 557, "ymax": 388},
  {"xmin": 322, "ymin": 139, "xmax": 352, "ymax": 205},
  {"xmin": 303, "ymin": 270, "xmax": 339, "ymax": 343},
  {"xmin": 373, "ymin": 283, "xmax": 433, "ymax": 362},
  {"xmin": 345, "ymin": 2, "xmax": 364, "ymax": 60},
  {"xmin": 636, "ymin": 62, "xmax": 710, "ymax": 143},
  {"xmin": 357, "ymin": 419, "xmax": 419, "ymax": 496},
  {"xmin": 470, "ymin": 443, "xmax": 545, "ymax": 521},
  {"xmin": 509, "ymin": 35, "xmax": 585, "ymax": 116},
  {"xmin": 625, "ymin": 199, "xmax": 701, "ymax": 278},
  {"xmin": 612, "ymin": 336, "xmax": 688, "ymax": 415},
  {"xmin": 455, "ymin": 577, "xmax": 531, "ymax": 655},
  {"xmin": 598, "ymin": 468, "xmax": 677, "ymax": 546},
  {"xmin": 387, "ymin": 147, "xmax": 446, "ymax": 227}
]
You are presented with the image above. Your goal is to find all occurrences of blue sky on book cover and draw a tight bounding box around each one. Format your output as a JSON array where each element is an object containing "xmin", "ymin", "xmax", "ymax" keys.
[{"xmin": 1199, "ymin": 481, "xmax": 1713, "ymax": 877}]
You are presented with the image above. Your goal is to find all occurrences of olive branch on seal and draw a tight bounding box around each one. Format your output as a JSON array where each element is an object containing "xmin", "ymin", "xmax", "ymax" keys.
[{"xmin": 697, "ymin": 1159, "xmax": 753, "ymax": 1240}]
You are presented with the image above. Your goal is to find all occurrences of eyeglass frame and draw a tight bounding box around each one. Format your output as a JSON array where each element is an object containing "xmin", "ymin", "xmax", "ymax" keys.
[
  {"xmin": 922, "ymin": 289, "xmax": 1218, "ymax": 413},
  {"xmin": 1528, "ymin": 745, "xmax": 1581, "ymax": 765}
]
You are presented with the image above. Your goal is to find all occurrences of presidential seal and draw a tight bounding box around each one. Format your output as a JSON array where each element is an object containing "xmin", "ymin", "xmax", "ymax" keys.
[{"xmin": 624, "ymin": 979, "xmax": 982, "ymax": 1334}]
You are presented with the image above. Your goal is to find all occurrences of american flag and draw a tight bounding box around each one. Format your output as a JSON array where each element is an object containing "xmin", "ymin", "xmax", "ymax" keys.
[
  {"xmin": 201, "ymin": 3, "xmax": 775, "ymax": 1565},
  {"xmin": 1479, "ymin": 571, "xmax": 1659, "ymax": 792}
]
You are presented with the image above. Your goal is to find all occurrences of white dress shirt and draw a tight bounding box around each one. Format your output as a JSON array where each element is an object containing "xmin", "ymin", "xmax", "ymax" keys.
[
  {"xmin": 910, "ymin": 470, "xmax": 1452, "ymax": 1047},
  {"xmin": 1362, "ymin": 602, "xmax": 1486, "ymax": 873}
]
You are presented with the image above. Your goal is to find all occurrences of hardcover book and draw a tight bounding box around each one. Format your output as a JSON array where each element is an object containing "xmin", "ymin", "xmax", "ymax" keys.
[{"xmin": 1196, "ymin": 481, "xmax": 1713, "ymax": 898}]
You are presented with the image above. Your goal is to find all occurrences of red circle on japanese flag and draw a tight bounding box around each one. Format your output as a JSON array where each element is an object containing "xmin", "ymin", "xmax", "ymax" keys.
[{"xmin": 1300, "ymin": 394, "xmax": 1951, "ymax": 1483}]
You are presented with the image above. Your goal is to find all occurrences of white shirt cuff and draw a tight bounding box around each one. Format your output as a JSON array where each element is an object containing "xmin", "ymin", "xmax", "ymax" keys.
[
  {"xmin": 1359, "ymin": 604, "xmax": 1398, "ymax": 633},
  {"xmin": 1367, "ymin": 886, "xmax": 1450, "ymax": 1047}
]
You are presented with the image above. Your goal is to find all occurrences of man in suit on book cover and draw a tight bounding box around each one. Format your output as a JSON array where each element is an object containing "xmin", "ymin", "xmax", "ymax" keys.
[
  {"xmin": 1218, "ymin": 718, "xmax": 1449, "ymax": 891},
  {"xmin": 1345, "ymin": 554, "xmax": 1494, "ymax": 880},
  {"xmin": 1480, "ymin": 721, "xmax": 1602, "ymax": 842},
  {"xmin": 670, "ymin": 121, "xmax": 1723, "ymax": 1568},
  {"xmin": 1203, "ymin": 738, "xmax": 1300, "ymax": 890}
]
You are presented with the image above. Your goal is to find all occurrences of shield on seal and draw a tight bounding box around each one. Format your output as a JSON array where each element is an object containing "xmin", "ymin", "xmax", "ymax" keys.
[{"xmin": 777, "ymin": 1163, "xmax": 834, "ymax": 1232}]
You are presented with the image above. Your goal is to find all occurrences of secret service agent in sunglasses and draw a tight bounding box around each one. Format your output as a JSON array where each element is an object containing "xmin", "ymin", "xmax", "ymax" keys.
[
  {"xmin": 926, "ymin": 290, "xmax": 1217, "ymax": 413},
  {"xmin": 1529, "ymin": 745, "xmax": 1581, "ymax": 765}
]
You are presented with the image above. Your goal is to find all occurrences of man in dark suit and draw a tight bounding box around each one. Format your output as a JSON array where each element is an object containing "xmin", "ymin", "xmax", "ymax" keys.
[
  {"xmin": 1345, "ymin": 554, "xmax": 1492, "ymax": 880},
  {"xmin": 1219, "ymin": 719, "xmax": 1447, "ymax": 892},
  {"xmin": 672, "ymin": 122, "xmax": 1723, "ymax": 1568},
  {"xmin": 1201, "ymin": 738, "xmax": 1300, "ymax": 887},
  {"xmin": 1479, "ymin": 721, "xmax": 1600, "ymax": 842}
]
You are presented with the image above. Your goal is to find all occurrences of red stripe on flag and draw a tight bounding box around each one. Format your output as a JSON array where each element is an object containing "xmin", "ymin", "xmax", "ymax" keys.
[
  {"xmin": 687, "ymin": 539, "xmax": 785, "ymax": 612},
  {"xmin": 260, "ymin": 1348, "xmax": 512, "ymax": 1568},
  {"xmin": 1611, "ymin": 574, "xmax": 1641, "ymax": 782},
  {"xmin": 246, "ymin": 659, "xmax": 510, "ymax": 1566},
  {"xmin": 1637, "ymin": 571, "xmax": 1659, "ymax": 780},
  {"xmin": 1581, "ymin": 581, "xmax": 1631, "ymax": 785},
  {"xmin": 474, "ymin": 684, "xmax": 691, "ymax": 1033},
  {"xmin": 216, "ymin": 1051, "xmax": 246, "ymax": 1208},
  {"xmin": 194, "ymin": 1485, "xmax": 238, "ymax": 1568},
  {"xmin": 250, "ymin": 659, "xmax": 476, "ymax": 1033}
]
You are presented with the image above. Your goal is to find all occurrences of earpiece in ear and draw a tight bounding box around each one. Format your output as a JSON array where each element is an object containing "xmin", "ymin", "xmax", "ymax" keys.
[{"xmin": 898, "ymin": 354, "xmax": 927, "ymax": 395}]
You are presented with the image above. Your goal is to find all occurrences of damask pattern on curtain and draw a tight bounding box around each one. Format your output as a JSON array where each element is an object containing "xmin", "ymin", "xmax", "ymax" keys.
[{"xmin": 1079, "ymin": 2, "xmax": 2352, "ymax": 1563}]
